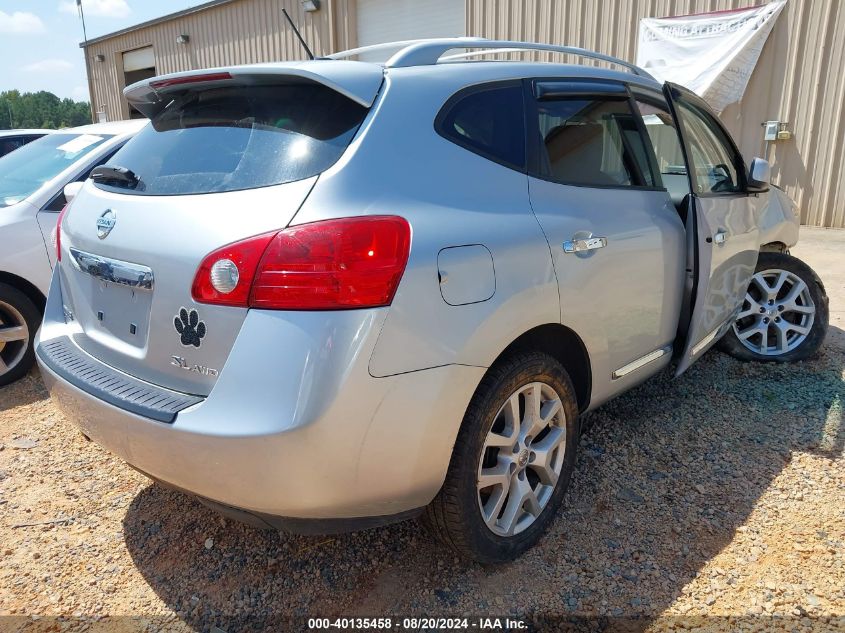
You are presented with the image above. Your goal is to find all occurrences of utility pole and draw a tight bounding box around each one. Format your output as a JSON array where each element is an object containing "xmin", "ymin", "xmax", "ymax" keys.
[
  {"xmin": 77, "ymin": 0, "xmax": 88, "ymax": 42},
  {"xmin": 76, "ymin": 0, "xmax": 96, "ymax": 122}
]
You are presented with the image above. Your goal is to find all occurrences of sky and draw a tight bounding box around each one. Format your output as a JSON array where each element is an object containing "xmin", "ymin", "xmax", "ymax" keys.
[{"xmin": 0, "ymin": 0, "xmax": 206, "ymax": 101}]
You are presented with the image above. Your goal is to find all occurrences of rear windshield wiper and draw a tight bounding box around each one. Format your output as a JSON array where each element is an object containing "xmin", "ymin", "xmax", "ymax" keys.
[{"xmin": 91, "ymin": 165, "xmax": 139, "ymax": 189}]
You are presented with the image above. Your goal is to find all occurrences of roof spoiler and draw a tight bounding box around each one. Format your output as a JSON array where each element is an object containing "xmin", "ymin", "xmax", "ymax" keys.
[{"xmin": 123, "ymin": 60, "xmax": 384, "ymax": 119}]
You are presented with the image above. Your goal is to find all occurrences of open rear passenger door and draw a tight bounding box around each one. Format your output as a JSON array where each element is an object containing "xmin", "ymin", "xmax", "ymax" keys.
[{"xmin": 664, "ymin": 83, "xmax": 761, "ymax": 375}]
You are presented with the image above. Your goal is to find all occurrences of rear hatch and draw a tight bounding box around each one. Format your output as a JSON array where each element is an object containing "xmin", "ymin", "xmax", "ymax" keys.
[{"xmin": 58, "ymin": 69, "xmax": 379, "ymax": 395}]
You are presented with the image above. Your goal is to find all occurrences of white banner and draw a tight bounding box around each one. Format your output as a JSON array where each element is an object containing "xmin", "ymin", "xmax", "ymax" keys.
[{"xmin": 636, "ymin": 1, "xmax": 786, "ymax": 112}]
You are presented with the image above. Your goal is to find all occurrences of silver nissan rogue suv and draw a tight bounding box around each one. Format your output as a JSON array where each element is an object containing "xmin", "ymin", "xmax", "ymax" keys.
[{"xmin": 36, "ymin": 39, "xmax": 827, "ymax": 562}]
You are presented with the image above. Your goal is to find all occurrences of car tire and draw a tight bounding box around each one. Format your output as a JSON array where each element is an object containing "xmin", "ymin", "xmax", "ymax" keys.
[
  {"xmin": 424, "ymin": 351, "xmax": 580, "ymax": 563},
  {"xmin": 718, "ymin": 252, "xmax": 828, "ymax": 363},
  {"xmin": 0, "ymin": 283, "xmax": 41, "ymax": 387}
]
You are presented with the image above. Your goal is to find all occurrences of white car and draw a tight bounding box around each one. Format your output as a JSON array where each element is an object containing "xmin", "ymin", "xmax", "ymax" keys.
[{"xmin": 0, "ymin": 120, "xmax": 146, "ymax": 385}]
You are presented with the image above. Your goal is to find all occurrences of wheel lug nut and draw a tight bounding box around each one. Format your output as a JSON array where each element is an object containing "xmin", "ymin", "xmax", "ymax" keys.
[
  {"xmin": 759, "ymin": 307, "xmax": 765, "ymax": 313},
  {"xmin": 775, "ymin": 317, "xmax": 781, "ymax": 322},
  {"xmin": 777, "ymin": 305, "xmax": 784, "ymax": 311},
  {"xmin": 763, "ymin": 317, "xmax": 770, "ymax": 324},
  {"xmin": 768, "ymin": 299, "xmax": 775, "ymax": 305}
]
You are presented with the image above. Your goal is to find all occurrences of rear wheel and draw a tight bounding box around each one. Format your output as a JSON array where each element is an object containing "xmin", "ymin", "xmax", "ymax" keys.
[
  {"xmin": 424, "ymin": 351, "xmax": 579, "ymax": 563},
  {"xmin": 719, "ymin": 252, "xmax": 828, "ymax": 362},
  {"xmin": 0, "ymin": 283, "xmax": 40, "ymax": 386}
]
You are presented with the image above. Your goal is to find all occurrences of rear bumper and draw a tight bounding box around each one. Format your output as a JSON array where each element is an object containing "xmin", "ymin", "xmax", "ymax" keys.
[
  {"xmin": 36, "ymin": 272, "xmax": 485, "ymax": 522},
  {"xmin": 139, "ymin": 468, "xmax": 424, "ymax": 534}
]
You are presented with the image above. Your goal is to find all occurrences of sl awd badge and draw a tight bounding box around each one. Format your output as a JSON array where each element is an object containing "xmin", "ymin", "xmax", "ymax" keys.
[
  {"xmin": 171, "ymin": 308, "xmax": 217, "ymax": 376},
  {"xmin": 96, "ymin": 209, "xmax": 116, "ymax": 239},
  {"xmin": 174, "ymin": 307, "xmax": 206, "ymax": 347}
]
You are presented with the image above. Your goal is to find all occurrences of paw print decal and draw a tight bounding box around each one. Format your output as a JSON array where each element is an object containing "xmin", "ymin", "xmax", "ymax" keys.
[{"xmin": 174, "ymin": 307, "xmax": 206, "ymax": 348}]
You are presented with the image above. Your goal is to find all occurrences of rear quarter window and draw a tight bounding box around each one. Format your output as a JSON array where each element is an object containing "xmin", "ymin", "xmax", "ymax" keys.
[
  {"xmin": 97, "ymin": 82, "xmax": 368, "ymax": 196},
  {"xmin": 435, "ymin": 81, "xmax": 526, "ymax": 171}
]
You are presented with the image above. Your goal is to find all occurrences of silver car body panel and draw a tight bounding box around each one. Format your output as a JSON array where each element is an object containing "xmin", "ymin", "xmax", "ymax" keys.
[
  {"xmin": 38, "ymin": 271, "xmax": 484, "ymax": 517},
  {"xmin": 59, "ymin": 176, "xmax": 318, "ymax": 395},
  {"xmin": 37, "ymin": 50, "xmax": 798, "ymax": 520},
  {"xmin": 675, "ymin": 195, "xmax": 764, "ymax": 374},
  {"xmin": 294, "ymin": 63, "xmax": 663, "ymax": 391},
  {"xmin": 758, "ymin": 185, "xmax": 800, "ymax": 248},
  {"xmin": 527, "ymin": 178, "xmax": 685, "ymax": 406}
]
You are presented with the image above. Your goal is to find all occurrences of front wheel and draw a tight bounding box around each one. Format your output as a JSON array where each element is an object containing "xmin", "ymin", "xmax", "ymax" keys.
[
  {"xmin": 0, "ymin": 283, "xmax": 41, "ymax": 386},
  {"xmin": 719, "ymin": 252, "xmax": 828, "ymax": 362},
  {"xmin": 424, "ymin": 351, "xmax": 580, "ymax": 563}
]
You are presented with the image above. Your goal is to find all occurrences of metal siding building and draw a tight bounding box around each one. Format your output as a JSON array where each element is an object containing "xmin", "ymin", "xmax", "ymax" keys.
[{"xmin": 82, "ymin": 0, "xmax": 845, "ymax": 227}]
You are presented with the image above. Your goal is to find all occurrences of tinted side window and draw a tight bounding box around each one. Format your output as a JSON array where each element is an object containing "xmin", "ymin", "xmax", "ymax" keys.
[
  {"xmin": 534, "ymin": 97, "xmax": 655, "ymax": 188},
  {"xmin": 437, "ymin": 83, "xmax": 525, "ymax": 170},
  {"xmin": 675, "ymin": 99, "xmax": 744, "ymax": 194}
]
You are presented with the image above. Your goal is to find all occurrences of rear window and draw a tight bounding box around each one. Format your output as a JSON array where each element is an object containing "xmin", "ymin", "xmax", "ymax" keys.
[{"xmin": 97, "ymin": 83, "xmax": 368, "ymax": 196}]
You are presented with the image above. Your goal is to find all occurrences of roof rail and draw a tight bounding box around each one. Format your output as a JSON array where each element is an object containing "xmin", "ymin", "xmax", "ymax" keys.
[
  {"xmin": 328, "ymin": 39, "xmax": 445, "ymax": 61},
  {"xmin": 328, "ymin": 38, "xmax": 653, "ymax": 80}
]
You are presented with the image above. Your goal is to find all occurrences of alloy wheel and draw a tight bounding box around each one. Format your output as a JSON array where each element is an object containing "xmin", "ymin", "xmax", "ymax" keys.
[
  {"xmin": 0, "ymin": 300, "xmax": 30, "ymax": 378},
  {"xmin": 477, "ymin": 381, "xmax": 566, "ymax": 537},
  {"xmin": 733, "ymin": 268, "xmax": 816, "ymax": 356}
]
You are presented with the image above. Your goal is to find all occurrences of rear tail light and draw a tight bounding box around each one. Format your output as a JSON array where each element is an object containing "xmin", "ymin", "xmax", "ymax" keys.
[
  {"xmin": 56, "ymin": 204, "xmax": 68, "ymax": 262},
  {"xmin": 192, "ymin": 216, "xmax": 411, "ymax": 310},
  {"xmin": 191, "ymin": 232, "xmax": 278, "ymax": 307}
]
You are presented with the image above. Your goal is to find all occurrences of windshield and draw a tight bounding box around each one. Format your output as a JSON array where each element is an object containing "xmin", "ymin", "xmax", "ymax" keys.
[
  {"xmin": 0, "ymin": 133, "xmax": 112, "ymax": 208},
  {"xmin": 95, "ymin": 82, "xmax": 368, "ymax": 196}
]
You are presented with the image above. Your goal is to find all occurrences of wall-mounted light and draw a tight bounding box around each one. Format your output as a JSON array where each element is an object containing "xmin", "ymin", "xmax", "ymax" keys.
[
  {"xmin": 301, "ymin": 0, "xmax": 320, "ymax": 12},
  {"xmin": 94, "ymin": 53, "xmax": 105, "ymax": 62},
  {"xmin": 176, "ymin": 34, "xmax": 190, "ymax": 44}
]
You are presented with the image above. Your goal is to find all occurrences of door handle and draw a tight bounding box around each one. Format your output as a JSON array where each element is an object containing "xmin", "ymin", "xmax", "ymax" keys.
[{"xmin": 563, "ymin": 236, "xmax": 607, "ymax": 253}]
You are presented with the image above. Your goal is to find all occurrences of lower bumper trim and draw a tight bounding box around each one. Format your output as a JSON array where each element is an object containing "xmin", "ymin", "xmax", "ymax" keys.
[
  {"xmin": 137, "ymin": 467, "xmax": 424, "ymax": 534},
  {"xmin": 36, "ymin": 336, "xmax": 203, "ymax": 423},
  {"xmin": 197, "ymin": 496, "xmax": 425, "ymax": 534}
]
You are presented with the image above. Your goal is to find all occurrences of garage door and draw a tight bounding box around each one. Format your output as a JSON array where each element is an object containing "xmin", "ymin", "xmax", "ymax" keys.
[
  {"xmin": 356, "ymin": 0, "xmax": 465, "ymax": 60},
  {"xmin": 122, "ymin": 46, "xmax": 155, "ymax": 72}
]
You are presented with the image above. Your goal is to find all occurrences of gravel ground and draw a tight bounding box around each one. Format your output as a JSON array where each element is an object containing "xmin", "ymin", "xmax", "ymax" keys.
[{"xmin": 1, "ymin": 228, "xmax": 843, "ymax": 632}]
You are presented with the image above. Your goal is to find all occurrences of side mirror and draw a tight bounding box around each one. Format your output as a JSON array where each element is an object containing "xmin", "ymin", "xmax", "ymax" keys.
[
  {"xmin": 747, "ymin": 157, "xmax": 770, "ymax": 192},
  {"xmin": 63, "ymin": 181, "xmax": 84, "ymax": 204}
]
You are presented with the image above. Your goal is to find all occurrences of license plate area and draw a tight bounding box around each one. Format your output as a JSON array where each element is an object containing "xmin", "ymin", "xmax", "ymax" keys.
[
  {"xmin": 89, "ymin": 282, "xmax": 152, "ymax": 348},
  {"xmin": 67, "ymin": 248, "xmax": 154, "ymax": 349}
]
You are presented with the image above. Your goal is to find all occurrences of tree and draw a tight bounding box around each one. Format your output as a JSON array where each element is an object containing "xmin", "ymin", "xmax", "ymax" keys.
[{"xmin": 0, "ymin": 90, "xmax": 91, "ymax": 130}]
